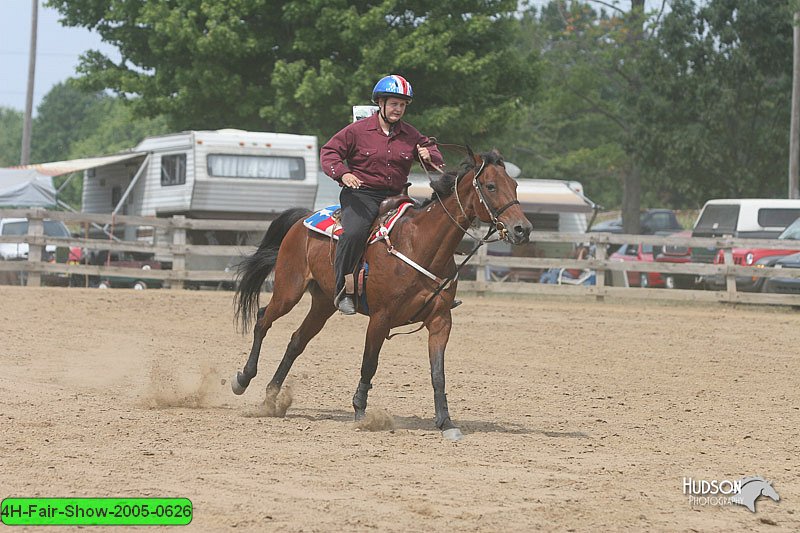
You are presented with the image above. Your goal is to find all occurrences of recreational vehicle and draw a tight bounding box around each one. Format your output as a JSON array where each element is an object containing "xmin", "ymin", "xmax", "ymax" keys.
[{"xmin": 76, "ymin": 129, "xmax": 319, "ymax": 276}]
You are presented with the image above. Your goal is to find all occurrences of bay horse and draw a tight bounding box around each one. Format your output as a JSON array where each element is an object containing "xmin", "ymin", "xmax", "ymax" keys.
[{"xmin": 231, "ymin": 148, "xmax": 532, "ymax": 441}]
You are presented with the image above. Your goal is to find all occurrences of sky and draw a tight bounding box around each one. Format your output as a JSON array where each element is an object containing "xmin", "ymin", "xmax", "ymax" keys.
[
  {"xmin": 0, "ymin": 1, "xmax": 668, "ymax": 115},
  {"xmin": 0, "ymin": 1, "xmax": 116, "ymax": 113}
]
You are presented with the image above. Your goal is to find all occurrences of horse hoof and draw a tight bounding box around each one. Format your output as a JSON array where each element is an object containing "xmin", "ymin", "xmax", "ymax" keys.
[
  {"xmin": 442, "ymin": 428, "xmax": 464, "ymax": 442},
  {"xmin": 231, "ymin": 372, "xmax": 247, "ymax": 395},
  {"xmin": 354, "ymin": 409, "xmax": 366, "ymax": 421}
]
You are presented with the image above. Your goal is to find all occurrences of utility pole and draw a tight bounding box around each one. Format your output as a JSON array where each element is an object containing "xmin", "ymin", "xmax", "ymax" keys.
[
  {"xmin": 20, "ymin": 0, "xmax": 38, "ymax": 166},
  {"xmin": 790, "ymin": 8, "xmax": 800, "ymax": 198}
]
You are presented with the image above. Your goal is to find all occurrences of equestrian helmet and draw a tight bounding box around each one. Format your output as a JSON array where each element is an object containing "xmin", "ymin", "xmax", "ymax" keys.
[{"xmin": 371, "ymin": 75, "xmax": 413, "ymax": 103}]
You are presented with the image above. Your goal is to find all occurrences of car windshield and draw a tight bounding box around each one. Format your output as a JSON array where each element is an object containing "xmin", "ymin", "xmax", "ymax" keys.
[
  {"xmin": 1, "ymin": 221, "xmax": 27, "ymax": 236},
  {"xmin": 1, "ymin": 220, "xmax": 70, "ymax": 237},
  {"xmin": 778, "ymin": 218, "xmax": 800, "ymax": 240}
]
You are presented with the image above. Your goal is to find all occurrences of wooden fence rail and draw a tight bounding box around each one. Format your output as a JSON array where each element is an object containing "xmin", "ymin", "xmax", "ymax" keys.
[{"xmin": 2, "ymin": 208, "xmax": 800, "ymax": 306}]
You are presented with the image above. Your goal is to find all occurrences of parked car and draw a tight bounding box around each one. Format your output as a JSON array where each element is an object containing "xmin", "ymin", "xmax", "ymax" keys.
[
  {"xmin": 589, "ymin": 209, "xmax": 683, "ymax": 235},
  {"xmin": 0, "ymin": 217, "xmax": 74, "ymax": 286},
  {"xmin": 764, "ymin": 252, "xmax": 800, "ymax": 294},
  {"xmin": 0, "ymin": 217, "xmax": 71, "ymax": 260},
  {"xmin": 88, "ymin": 251, "xmax": 163, "ymax": 289},
  {"xmin": 654, "ymin": 230, "xmax": 694, "ymax": 289},
  {"xmin": 690, "ymin": 199, "xmax": 800, "ymax": 267},
  {"xmin": 609, "ymin": 243, "xmax": 664, "ymax": 288},
  {"xmin": 705, "ymin": 217, "xmax": 800, "ymax": 292}
]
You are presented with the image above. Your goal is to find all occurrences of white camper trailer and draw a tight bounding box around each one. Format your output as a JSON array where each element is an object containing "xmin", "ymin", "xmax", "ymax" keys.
[
  {"xmin": 78, "ymin": 129, "xmax": 318, "ymax": 278},
  {"xmin": 82, "ymin": 129, "xmax": 318, "ymax": 223}
]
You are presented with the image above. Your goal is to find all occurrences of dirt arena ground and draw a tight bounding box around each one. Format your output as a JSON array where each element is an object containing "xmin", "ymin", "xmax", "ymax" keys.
[{"xmin": 0, "ymin": 286, "xmax": 798, "ymax": 531}]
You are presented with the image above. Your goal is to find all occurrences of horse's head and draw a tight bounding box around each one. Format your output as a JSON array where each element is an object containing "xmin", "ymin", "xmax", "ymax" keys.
[
  {"xmin": 464, "ymin": 148, "xmax": 532, "ymax": 244},
  {"xmin": 761, "ymin": 481, "xmax": 780, "ymax": 502}
]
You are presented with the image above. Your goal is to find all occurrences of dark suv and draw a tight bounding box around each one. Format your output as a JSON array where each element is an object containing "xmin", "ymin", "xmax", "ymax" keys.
[{"xmin": 589, "ymin": 209, "xmax": 683, "ymax": 235}]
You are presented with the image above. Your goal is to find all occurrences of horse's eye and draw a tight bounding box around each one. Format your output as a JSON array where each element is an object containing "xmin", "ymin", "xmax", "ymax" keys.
[{"xmin": 487, "ymin": 183, "xmax": 497, "ymax": 192}]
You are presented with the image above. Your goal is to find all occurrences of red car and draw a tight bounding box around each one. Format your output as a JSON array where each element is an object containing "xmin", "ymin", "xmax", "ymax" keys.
[
  {"xmin": 655, "ymin": 230, "xmax": 694, "ymax": 289},
  {"xmin": 707, "ymin": 217, "xmax": 800, "ymax": 292},
  {"xmin": 609, "ymin": 243, "xmax": 665, "ymax": 288}
]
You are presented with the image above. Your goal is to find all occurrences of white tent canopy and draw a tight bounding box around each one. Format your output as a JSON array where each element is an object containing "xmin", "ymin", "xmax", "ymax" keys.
[
  {"xmin": 1, "ymin": 152, "xmax": 146, "ymax": 208},
  {"xmin": 17, "ymin": 152, "xmax": 146, "ymax": 177},
  {"xmin": 0, "ymin": 169, "xmax": 57, "ymax": 207}
]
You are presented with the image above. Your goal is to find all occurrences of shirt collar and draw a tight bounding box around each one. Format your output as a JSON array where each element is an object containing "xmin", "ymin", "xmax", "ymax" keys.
[{"xmin": 366, "ymin": 112, "xmax": 404, "ymax": 135}]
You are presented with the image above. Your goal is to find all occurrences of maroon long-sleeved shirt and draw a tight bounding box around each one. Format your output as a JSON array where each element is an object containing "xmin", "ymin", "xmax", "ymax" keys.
[{"xmin": 320, "ymin": 114, "xmax": 444, "ymax": 194}]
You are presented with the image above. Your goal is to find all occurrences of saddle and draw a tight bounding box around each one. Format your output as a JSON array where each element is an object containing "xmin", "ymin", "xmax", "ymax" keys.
[{"xmin": 302, "ymin": 196, "xmax": 415, "ymax": 244}]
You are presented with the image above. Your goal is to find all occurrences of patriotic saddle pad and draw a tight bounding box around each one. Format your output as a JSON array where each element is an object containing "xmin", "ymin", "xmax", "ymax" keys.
[{"xmin": 303, "ymin": 202, "xmax": 414, "ymax": 244}]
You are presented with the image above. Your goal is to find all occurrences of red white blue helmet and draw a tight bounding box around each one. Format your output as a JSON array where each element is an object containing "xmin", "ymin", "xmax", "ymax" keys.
[{"xmin": 371, "ymin": 75, "xmax": 413, "ymax": 103}]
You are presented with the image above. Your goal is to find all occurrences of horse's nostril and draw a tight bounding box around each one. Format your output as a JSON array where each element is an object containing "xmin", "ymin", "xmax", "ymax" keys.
[{"xmin": 513, "ymin": 224, "xmax": 531, "ymax": 242}]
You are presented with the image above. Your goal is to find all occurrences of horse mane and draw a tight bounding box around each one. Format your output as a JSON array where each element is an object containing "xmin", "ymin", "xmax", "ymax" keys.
[{"xmin": 417, "ymin": 149, "xmax": 505, "ymax": 208}]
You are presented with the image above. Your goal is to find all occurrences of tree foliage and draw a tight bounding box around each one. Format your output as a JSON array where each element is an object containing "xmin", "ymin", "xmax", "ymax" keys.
[
  {"xmin": 502, "ymin": 0, "xmax": 794, "ymax": 213},
  {"xmin": 0, "ymin": 108, "xmax": 23, "ymax": 167},
  {"xmin": 635, "ymin": 0, "xmax": 793, "ymax": 206},
  {"xmin": 26, "ymin": 0, "xmax": 800, "ymax": 213},
  {"xmin": 47, "ymin": 0, "xmax": 538, "ymax": 143}
]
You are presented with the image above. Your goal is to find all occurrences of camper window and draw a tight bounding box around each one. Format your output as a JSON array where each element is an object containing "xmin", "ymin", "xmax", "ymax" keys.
[
  {"xmin": 161, "ymin": 154, "xmax": 187, "ymax": 186},
  {"xmin": 207, "ymin": 154, "xmax": 305, "ymax": 180}
]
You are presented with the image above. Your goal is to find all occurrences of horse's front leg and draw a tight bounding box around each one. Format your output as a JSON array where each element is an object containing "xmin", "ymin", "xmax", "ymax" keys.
[
  {"xmin": 427, "ymin": 311, "xmax": 463, "ymax": 441},
  {"xmin": 352, "ymin": 317, "xmax": 390, "ymax": 420}
]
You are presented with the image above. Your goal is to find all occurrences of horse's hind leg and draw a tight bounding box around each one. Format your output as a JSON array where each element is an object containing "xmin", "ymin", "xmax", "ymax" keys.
[
  {"xmin": 264, "ymin": 283, "xmax": 335, "ymax": 397},
  {"xmin": 232, "ymin": 278, "xmax": 308, "ymax": 395}
]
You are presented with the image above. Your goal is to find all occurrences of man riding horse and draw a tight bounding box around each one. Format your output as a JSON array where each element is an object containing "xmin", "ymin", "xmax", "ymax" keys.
[
  {"xmin": 232, "ymin": 75, "xmax": 532, "ymax": 441},
  {"xmin": 320, "ymin": 74, "xmax": 444, "ymax": 315}
]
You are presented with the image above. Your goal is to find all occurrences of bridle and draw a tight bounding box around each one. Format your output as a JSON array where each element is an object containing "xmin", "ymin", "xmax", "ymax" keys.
[
  {"xmin": 421, "ymin": 145, "xmax": 520, "ymax": 242},
  {"xmin": 469, "ymin": 160, "xmax": 521, "ymax": 241}
]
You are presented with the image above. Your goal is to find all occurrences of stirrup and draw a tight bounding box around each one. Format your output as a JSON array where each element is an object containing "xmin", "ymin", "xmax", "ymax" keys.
[{"xmin": 337, "ymin": 296, "xmax": 356, "ymax": 315}]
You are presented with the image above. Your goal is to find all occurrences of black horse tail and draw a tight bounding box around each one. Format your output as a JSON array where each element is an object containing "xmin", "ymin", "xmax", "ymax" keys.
[{"xmin": 234, "ymin": 207, "xmax": 311, "ymax": 332}]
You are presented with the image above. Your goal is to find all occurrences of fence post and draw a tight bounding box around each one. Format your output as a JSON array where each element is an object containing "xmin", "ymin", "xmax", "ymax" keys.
[
  {"xmin": 25, "ymin": 208, "xmax": 44, "ymax": 287},
  {"xmin": 723, "ymin": 242, "xmax": 736, "ymax": 302},
  {"xmin": 171, "ymin": 215, "xmax": 186, "ymax": 290},
  {"xmin": 593, "ymin": 236, "xmax": 606, "ymax": 302},
  {"xmin": 476, "ymin": 242, "xmax": 488, "ymax": 296}
]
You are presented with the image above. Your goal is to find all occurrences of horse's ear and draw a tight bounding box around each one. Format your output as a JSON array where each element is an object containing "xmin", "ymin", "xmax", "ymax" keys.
[
  {"xmin": 491, "ymin": 148, "xmax": 505, "ymax": 166},
  {"xmin": 466, "ymin": 144, "xmax": 481, "ymax": 165}
]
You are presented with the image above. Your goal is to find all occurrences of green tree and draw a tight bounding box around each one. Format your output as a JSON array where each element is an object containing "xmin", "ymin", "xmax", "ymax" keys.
[
  {"xmin": 31, "ymin": 81, "xmax": 108, "ymax": 163},
  {"xmin": 489, "ymin": 2, "xmax": 628, "ymax": 210},
  {"xmin": 47, "ymin": 0, "xmax": 538, "ymax": 144},
  {"xmin": 495, "ymin": 1, "xmax": 651, "ymax": 217},
  {"xmin": 0, "ymin": 108, "xmax": 23, "ymax": 167},
  {"xmin": 635, "ymin": 0, "xmax": 793, "ymax": 205}
]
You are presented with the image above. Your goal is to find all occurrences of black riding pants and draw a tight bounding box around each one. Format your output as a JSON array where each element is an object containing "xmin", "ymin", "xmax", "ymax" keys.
[{"xmin": 335, "ymin": 187, "xmax": 393, "ymax": 297}]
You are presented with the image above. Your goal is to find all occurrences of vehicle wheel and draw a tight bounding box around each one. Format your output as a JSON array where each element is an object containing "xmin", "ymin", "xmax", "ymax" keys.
[
  {"xmin": 761, "ymin": 280, "xmax": 772, "ymax": 293},
  {"xmin": 133, "ymin": 281, "xmax": 147, "ymax": 290},
  {"xmin": 664, "ymin": 275, "xmax": 675, "ymax": 289},
  {"xmin": 97, "ymin": 280, "xmax": 111, "ymax": 289},
  {"xmin": 639, "ymin": 274, "xmax": 649, "ymax": 288}
]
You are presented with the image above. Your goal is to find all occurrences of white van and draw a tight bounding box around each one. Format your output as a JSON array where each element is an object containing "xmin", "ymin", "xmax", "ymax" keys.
[{"xmin": 691, "ymin": 199, "xmax": 800, "ymax": 263}]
